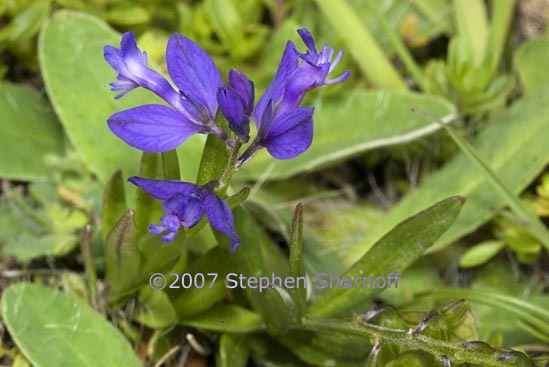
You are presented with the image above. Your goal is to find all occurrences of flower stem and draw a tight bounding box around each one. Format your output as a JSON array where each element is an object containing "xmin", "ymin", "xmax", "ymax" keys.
[{"xmin": 216, "ymin": 141, "xmax": 243, "ymax": 192}]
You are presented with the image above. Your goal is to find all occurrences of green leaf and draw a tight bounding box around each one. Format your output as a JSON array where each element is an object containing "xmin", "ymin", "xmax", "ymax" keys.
[
  {"xmin": 453, "ymin": 0, "xmax": 488, "ymax": 65},
  {"xmin": 104, "ymin": 209, "xmax": 140, "ymax": 296},
  {"xmin": 2, "ymin": 233, "xmax": 77, "ymax": 263},
  {"xmin": 135, "ymin": 152, "xmax": 165, "ymax": 236},
  {"xmin": 459, "ymin": 240, "xmax": 506, "ymax": 268},
  {"xmin": 1, "ymin": 283, "xmax": 142, "ymax": 367},
  {"xmin": 420, "ymin": 109, "xmax": 549, "ymax": 249},
  {"xmin": 289, "ymin": 203, "xmax": 306, "ymax": 320},
  {"xmin": 516, "ymin": 37, "xmax": 549, "ymax": 93},
  {"xmin": 216, "ymin": 334, "xmax": 249, "ymax": 367},
  {"xmin": 196, "ymin": 134, "xmax": 228, "ymax": 185},
  {"xmin": 261, "ymin": 288, "xmax": 291, "ymax": 336},
  {"xmin": 180, "ymin": 304, "xmax": 263, "ymax": 333},
  {"xmin": 171, "ymin": 280, "xmax": 226, "ymax": 317},
  {"xmin": 0, "ymin": 82, "xmax": 64, "ymax": 180},
  {"xmin": 308, "ymin": 196, "xmax": 465, "ymax": 317},
  {"xmin": 102, "ymin": 170, "xmax": 127, "ymax": 242},
  {"xmin": 138, "ymin": 233, "xmax": 187, "ymax": 283},
  {"xmin": 346, "ymin": 85, "xmax": 549, "ymax": 262},
  {"xmin": 133, "ymin": 287, "xmax": 177, "ymax": 329},
  {"xmin": 39, "ymin": 10, "xmax": 203, "ymax": 183},
  {"xmin": 237, "ymin": 90, "xmax": 456, "ymax": 180}
]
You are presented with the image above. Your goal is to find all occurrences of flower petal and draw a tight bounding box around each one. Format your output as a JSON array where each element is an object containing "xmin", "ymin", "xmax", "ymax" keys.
[
  {"xmin": 204, "ymin": 194, "xmax": 240, "ymax": 251},
  {"xmin": 166, "ymin": 34, "xmax": 222, "ymax": 118},
  {"xmin": 275, "ymin": 62, "xmax": 330, "ymax": 116},
  {"xmin": 104, "ymin": 32, "xmax": 179, "ymax": 105},
  {"xmin": 228, "ymin": 69, "xmax": 254, "ymax": 114},
  {"xmin": 164, "ymin": 194, "xmax": 204, "ymax": 227},
  {"xmin": 129, "ymin": 177, "xmax": 204, "ymax": 200},
  {"xmin": 217, "ymin": 87, "xmax": 250, "ymax": 141},
  {"xmin": 253, "ymin": 41, "xmax": 298, "ymax": 128},
  {"xmin": 265, "ymin": 107, "xmax": 314, "ymax": 160},
  {"xmin": 107, "ymin": 104, "xmax": 203, "ymax": 152}
]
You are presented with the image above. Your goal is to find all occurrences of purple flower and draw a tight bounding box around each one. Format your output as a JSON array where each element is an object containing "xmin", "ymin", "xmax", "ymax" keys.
[
  {"xmin": 105, "ymin": 32, "xmax": 226, "ymax": 152},
  {"xmin": 129, "ymin": 177, "xmax": 240, "ymax": 251},
  {"xmin": 242, "ymin": 29, "xmax": 349, "ymax": 161}
]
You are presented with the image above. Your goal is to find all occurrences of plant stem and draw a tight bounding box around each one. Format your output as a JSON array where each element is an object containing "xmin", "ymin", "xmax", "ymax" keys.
[
  {"xmin": 216, "ymin": 141, "xmax": 243, "ymax": 192},
  {"xmin": 299, "ymin": 317, "xmax": 522, "ymax": 366}
]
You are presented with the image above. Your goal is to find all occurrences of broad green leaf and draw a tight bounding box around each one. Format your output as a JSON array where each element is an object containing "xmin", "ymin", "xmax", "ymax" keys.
[
  {"xmin": 346, "ymin": 86, "xmax": 549, "ymax": 262},
  {"xmin": 133, "ymin": 287, "xmax": 177, "ymax": 329},
  {"xmin": 308, "ymin": 196, "xmax": 465, "ymax": 317},
  {"xmin": 39, "ymin": 10, "xmax": 203, "ymax": 183},
  {"xmin": 516, "ymin": 37, "xmax": 549, "ymax": 92},
  {"xmin": 216, "ymin": 334, "xmax": 249, "ymax": 367},
  {"xmin": 237, "ymin": 90, "xmax": 455, "ymax": 180},
  {"xmin": 459, "ymin": 240, "xmax": 505, "ymax": 268},
  {"xmin": 2, "ymin": 233, "xmax": 77, "ymax": 263},
  {"xmin": 1, "ymin": 283, "xmax": 142, "ymax": 367},
  {"xmin": 0, "ymin": 82, "xmax": 64, "ymax": 180},
  {"xmin": 180, "ymin": 304, "xmax": 263, "ymax": 332}
]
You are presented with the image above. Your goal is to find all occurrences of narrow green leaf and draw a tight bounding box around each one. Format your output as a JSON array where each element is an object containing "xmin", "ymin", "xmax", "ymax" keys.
[
  {"xmin": 237, "ymin": 90, "xmax": 456, "ymax": 180},
  {"xmin": 162, "ymin": 149, "xmax": 181, "ymax": 181},
  {"xmin": 79, "ymin": 224, "xmax": 97, "ymax": 304},
  {"xmin": 459, "ymin": 240, "xmax": 506, "ymax": 268},
  {"xmin": 102, "ymin": 170, "xmax": 127, "ymax": 242},
  {"xmin": 345, "ymin": 85, "xmax": 549, "ymax": 262},
  {"xmin": 104, "ymin": 209, "xmax": 140, "ymax": 296},
  {"xmin": 453, "ymin": 0, "xmax": 488, "ymax": 65},
  {"xmin": 180, "ymin": 304, "xmax": 263, "ymax": 333},
  {"xmin": 416, "ymin": 109, "xmax": 549, "ymax": 249},
  {"xmin": 486, "ymin": 0, "xmax": 516, "ymax": 73},
  {"xmin": 1, "ymin": 283, "xmax": 142, "ymax": 367},
  {"xmin": 133, "ymin": 287, "xmax": 177, "ymax": 329},
  {"xmin": 262, "ymin": 288, "xmax": 291, "ymax": 335},
  {"xmin": 135, "ymin": 152, "xmax": 164, "ymax": 237},
  {"xmin": 313, "ymin": 0, "xmax": 407, "ymax": 90},
  {"xmin": 197, "ymin": 134, "xmax": 228, "ymax": 185},
  {"xmin": 216, "ymin": 334, "xmax": 249, "ymax": 367},
  {"xmin": 0, "ymin": 82, "xmax": 64, "ymax": 180},
  {"xmin": 289, "ymin": 203, "xmax": 306, "ymax": 320},
  {"xmin": 308, "ymin": 196, "xmax": 465, "ymax": 317}
]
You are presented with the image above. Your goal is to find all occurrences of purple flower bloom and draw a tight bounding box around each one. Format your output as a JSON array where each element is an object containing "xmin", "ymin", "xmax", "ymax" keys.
[
  {"xmin": 243, "ymin": 29, "xmax": 349, "ymax": 161},
  {"xmin": 105, "ymin": 32, "xmax": 226, "ymax": 152},
  {"xmin": 216, "ymin": 69, "xmax": 254, "ymax": 142},
  {"xmin": 129, "ymin": 177, "xmax": 240, "ymax": 251}
]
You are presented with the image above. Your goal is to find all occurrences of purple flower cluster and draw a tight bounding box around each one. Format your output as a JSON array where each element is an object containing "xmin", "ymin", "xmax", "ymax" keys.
[{"xmin": 105, "ymin": 29, "xmax": 348, "ymax": 250}]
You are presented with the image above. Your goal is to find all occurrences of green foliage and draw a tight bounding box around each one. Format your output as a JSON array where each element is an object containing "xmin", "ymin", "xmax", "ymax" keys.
[
  {"xmin": 0, "ymin": 82, "xmax": 64, "ymax": 180},
  {"xmin": 1, "ymin": 283, "xmax": 142, "ymax": 367},
  {"xmin": 1, "ymin": 1, "xmax": 548, "ymax": 366},
  {"xmin": 238, "ymin": 90, "xmax": 456, "ymax": 180}
]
